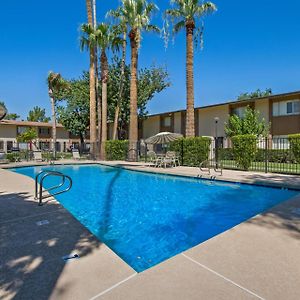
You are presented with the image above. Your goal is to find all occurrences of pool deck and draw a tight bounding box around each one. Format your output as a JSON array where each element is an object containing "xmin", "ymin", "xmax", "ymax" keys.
[{"xmin": 1, "ymin": 160, "xmax": 300, "ymax": 300}]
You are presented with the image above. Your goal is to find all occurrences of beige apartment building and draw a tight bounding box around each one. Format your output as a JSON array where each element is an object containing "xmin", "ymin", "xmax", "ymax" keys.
[
  {"xmin": 1, "ymin": 91, "xmax": 300, "ymax": 153},
  {"xmin": 0, "ymin": 120, "xmax": 85, "ymax": 153},
  {"xmin": 140, "ymin": 91, "xmax": 300, "ymax": 140}
]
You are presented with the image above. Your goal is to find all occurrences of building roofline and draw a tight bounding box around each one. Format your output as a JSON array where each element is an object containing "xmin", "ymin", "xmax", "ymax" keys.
[
  {"xmin": 147, "ymin": 90, "xmax": 300, "ymax": 118},
  {"xmin": 0, "ymin": 120, "xmax": 64, "ymax": 128}
]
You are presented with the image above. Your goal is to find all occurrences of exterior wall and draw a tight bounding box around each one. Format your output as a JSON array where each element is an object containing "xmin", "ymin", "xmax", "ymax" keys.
[
  {"xmin": 142, "ymin": 116, "xmax": 160, "ymax": 139},
  {"xmin": 270, "ymin": 95, "xmax": 300, "ymax": 136},
  {"xmin": 173, "ymin": 112, "xmax": 181, "ymax": 134},
  {"xmin": 255, "ymin": 98, "xmax": 270, "ymax": 123},
  {"xmin": 271, "ymin": 115, "xmax": 300, "ymax": 135},
  {"xmin": 198, "ymin": 104, "xmax": 230, "ymax": 137},
  {"xmin": 56, "ymin": 127, "xmax": 69, "ymax": 139},
  {"xmin": 0, "ymin": 125, "xmax": 18, "ymax": 152},
  {"xmin": 0, "ymin": 125, "xmax": 17, "ymax": 139}
]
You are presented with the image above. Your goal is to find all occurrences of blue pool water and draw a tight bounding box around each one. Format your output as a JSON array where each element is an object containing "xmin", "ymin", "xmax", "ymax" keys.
[{"xmin": 11, "ymin": 164, "xmax": 298, "ymax": 272}]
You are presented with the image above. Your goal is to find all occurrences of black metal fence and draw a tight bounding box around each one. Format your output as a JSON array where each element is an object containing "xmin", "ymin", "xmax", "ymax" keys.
[{"xmin": 216, "ymin": 137, "xmax": 300, "ymax": 175}]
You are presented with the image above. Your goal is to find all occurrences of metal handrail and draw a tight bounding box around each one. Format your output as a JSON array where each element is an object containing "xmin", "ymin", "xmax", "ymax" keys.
[
  {"xmin": 35, "ymin": 170, "xmax": 72, "ymax": 206},
  {"xmin": 199, "ymin": 159, "xmax": 223, "ymax": 176}
]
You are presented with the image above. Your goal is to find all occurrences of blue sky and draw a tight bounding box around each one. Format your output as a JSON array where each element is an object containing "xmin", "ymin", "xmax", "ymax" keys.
[{"xmin": 0, "ymin": 0, "xmax": 299, "ymax": 119}]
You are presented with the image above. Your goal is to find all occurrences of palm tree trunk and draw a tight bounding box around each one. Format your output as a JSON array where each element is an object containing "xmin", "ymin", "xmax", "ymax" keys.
[
  {"xmin": 128, "ymin": 30, "xmax": 139, "ymax": 161},
  {"xmin": 96, "ymin": 53, "xmax": 101, "ymax": 156},
  {"xmin": 86, "ymin": 0, "xmax": 97, "ymax": 159},
  {"xmin": 100, "ymin": 50, "xmax": 108, "ymax": 160},
  {"xmin": 92, "ymin": 0, "xmax": 101, "ymax": 158},
  {"xmin": 185, "ymin": 22, "xmax": 195, "ymax": 137},
  {"xmin": 112, "ymin": 32, "xmax": 127, "ymax": 140},
  {"xmin": 50, "ymin": 91, "xmax": 57, "ymax": 159}
]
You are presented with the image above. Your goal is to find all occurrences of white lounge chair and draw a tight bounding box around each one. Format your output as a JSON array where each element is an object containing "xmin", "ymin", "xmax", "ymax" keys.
[
  {"xmin": 33, "ymin": 151, "xmax": 43, "ymax": 162},
  {"xmin": 72, "ymin": 149, "xmax": 81, "ymax": 160}
]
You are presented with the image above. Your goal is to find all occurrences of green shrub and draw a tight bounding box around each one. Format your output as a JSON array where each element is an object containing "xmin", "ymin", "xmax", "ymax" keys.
[
  {"xmin": 288, "ymin": 134, "xmax": 300, "ymax": 163},
  {"xmin": 232, "ymin": 134, "xmax": 257, "ymax": 170},
  {"xmin": 6, "ymin": 153, "xmax": 21, "ymax": 162},
  {"xmin": 105, "ymin": 140, "xmax": 129, "ymax": 160},
  {"xmin": 169, "ymin": 137, "xmax": 211, "ymax": 167},
  {"xmin": 219, "ymin": 148, "xmax": 234, "ymax": 160},
  {"xmin": 255, "ymin": 149, "xmax": 293, "ymax": 163}
]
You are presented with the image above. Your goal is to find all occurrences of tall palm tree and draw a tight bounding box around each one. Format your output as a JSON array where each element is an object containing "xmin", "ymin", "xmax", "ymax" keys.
[
  {"xmin": 47, "ymin": 72, "xmax": 67, "ymax": 159},
  {"xmin": 165, "ymin": 0, "xmax": 216, "ymax": 137},
  {"xmin": 114, "ymin": 0, "xmax": 160, "ymax": 161},
  {"xmin": 106, "ymin": 8, "xmax": 128, "ymax": 140},
  {"xmin": 95, "ymin": 23, "xmax": 122, "ymax": 159},
  {"xmin": 85, "ymin": 0, "xmax": 97, "ymax": 159}
]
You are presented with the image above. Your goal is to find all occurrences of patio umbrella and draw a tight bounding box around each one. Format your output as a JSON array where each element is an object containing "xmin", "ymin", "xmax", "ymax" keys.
[{"xmin": 145, "ymin": 132, "xmax": 183, "ymax": 144}]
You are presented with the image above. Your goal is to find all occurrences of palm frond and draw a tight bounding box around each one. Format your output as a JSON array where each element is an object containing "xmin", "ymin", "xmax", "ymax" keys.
[
  {"xmin": 173, "ymin": 20, "xmax": 185, "ymax": 34},
  {"xmin": 144, "ymin": 24, "xmax": 160, "ymax": 33}
]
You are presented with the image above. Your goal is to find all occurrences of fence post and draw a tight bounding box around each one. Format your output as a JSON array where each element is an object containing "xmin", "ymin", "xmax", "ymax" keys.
[
  {"xmin": 264, "ymin": 136, "xmax": 268, "ymax": 173},
  {"xmin": 181, "ymin": 139, "xmax": 184, "ymax": 166}
]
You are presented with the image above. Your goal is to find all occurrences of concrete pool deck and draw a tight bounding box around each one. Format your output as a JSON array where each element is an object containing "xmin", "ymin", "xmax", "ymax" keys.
[{"xmin": 1, "ymin": 160, "xmax": 300, "ymax": 299}]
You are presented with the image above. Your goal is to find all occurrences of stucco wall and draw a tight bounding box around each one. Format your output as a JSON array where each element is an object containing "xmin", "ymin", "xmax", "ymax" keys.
[
  {"xmin": 198, "ymin": 104, "xmax": 229, "ymax": 137},
  {"xmin": 0, "ymin": 125, "xmax": 16, "ymax": 139},
  {"xmin": 142, "ymin": 116, "xmax": 160, "ymax": 138},
  {"xmin": 255, "ymin": 99, "xmax": 269, "ymax": 123},
  {"xmin": 56, "ymin": 127, "xmax": 69, "ymax": 139}
]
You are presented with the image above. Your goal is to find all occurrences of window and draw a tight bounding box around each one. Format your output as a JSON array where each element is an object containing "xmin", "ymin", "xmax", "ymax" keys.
[
  {"xmin": 17, "ymin": 126, "xmax": 29, "ymax": 135},
  {"xmin": 232, "ymin": 107, "xmax": 246, "ymax": 118},
  {"xmin": 273, "ymin": 100, "xmax": 300, "ymax": 116},
  {"xmin": 39, "ymin": 142, "xmax": 50, "ymax": 150},
  {"xmin": 38, "ymin": 127, "xmax": 51, "ymax": 135},
  {"xmin": 0, "ymin": 141, "xmax": 4, "ymax": 151},
  {"xmin": 162, "ymin": 116, "xmax": 171, "ymax": 127}
]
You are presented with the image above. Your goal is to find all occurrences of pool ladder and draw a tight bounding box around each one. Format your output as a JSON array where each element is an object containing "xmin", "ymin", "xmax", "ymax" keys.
[{"xmin": 35, "ymin": 170, "xmax": 72, "ymax": 206}]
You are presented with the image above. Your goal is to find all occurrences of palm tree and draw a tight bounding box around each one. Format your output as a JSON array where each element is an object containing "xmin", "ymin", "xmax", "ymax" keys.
[
  {"xmin": 165, "ymin": 0, "xmax": 216, "ymax": 137},
  {"xmin": 47, "ymin": 72, "xmax": 67, "ymax": 159},
  {"xmin": 85, "ymin": 0, "xmax": 97, "ymax": 159},
  {"xmin": 106, "ymin": 8, "xmax": 128, "ymax": 141},
  {"xmin": 95, "ymin": 23, "xmax": 122, "ymax": 159},
  {"xmin": 114, "ymin": 0, "xmax": 160, "ymax": 161}
]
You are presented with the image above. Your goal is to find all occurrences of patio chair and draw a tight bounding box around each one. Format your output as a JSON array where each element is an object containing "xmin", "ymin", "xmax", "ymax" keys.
[
  {"xmin": 33, "ymin": 151, "xmax": 44, "ymax": 162},
  {"xmin": 0, "ymin": 152, "xmax": 8, "ymax": 164},
  {"xmin": 72, "ymin": 149, "xmax": 81, "ymax": 160},
  {"xmin": 147, "ymin": 151, "xmax": 161, "ymax": 167},
  {"xmin": 166, "ymin": 151, "xmax": 180, "ymax": 167}
]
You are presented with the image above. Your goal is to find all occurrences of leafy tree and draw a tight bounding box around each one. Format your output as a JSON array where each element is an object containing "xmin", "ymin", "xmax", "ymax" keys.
[
  {"xmin": 225, "ymin": 106, "xmax": 269, "ymax": 137},
  {"xmin": 165, "ymin": 0, "xmax": 217, "ymax": 137},
  {"xmin": 17, "ymin": 127, "xmax": 38, "ymax": 143},
  {"xmin": 237, "ymin": 88, "xmax": 273, "ymax": 101},
  {"xmin": 115, "ymin": 0, "xmax": 160, "ymax": 161},
  {"xmin": 0, "ymin": 101, "xmax": 20, "ymax": 120},
  {"xmin": 107, "ymin": 57, "xmax": 171, "ymax": 139},
  {"xmin": 56, "ymin": 74, "xmax": 90, "ymax": 150},
  {"xmin": 57, "ymin": 60, "xmax": 170, "ymax": 143},
  {"xmin": 27, "ymin": 106, "xmax": 50, "ymax": 122}
]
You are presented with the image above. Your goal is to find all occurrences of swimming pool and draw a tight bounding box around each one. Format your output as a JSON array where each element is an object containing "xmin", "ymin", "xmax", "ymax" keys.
[{"xmin": 11, "ymin": 164, "xmax": 298, "ymax": 272}]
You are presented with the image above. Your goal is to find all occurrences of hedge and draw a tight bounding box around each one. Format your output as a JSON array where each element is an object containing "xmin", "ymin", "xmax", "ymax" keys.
[
  {"xmin": 232, "ymin": 134, "xmax": 257, "ymax": 170},
  {"xmin": 220, "ymin": 148, "xmax": 293, "ymax": 164},
  {"xmin": 169, "ymin": 137, "xmax": 211, "ymax": 167},
  {"xmin": 105, "ymin": 140, "xmax": 129, "ymax": 160},
  {"xmin": 288, "ymin": 134, "xmax": 300, "ymax": 163}
]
